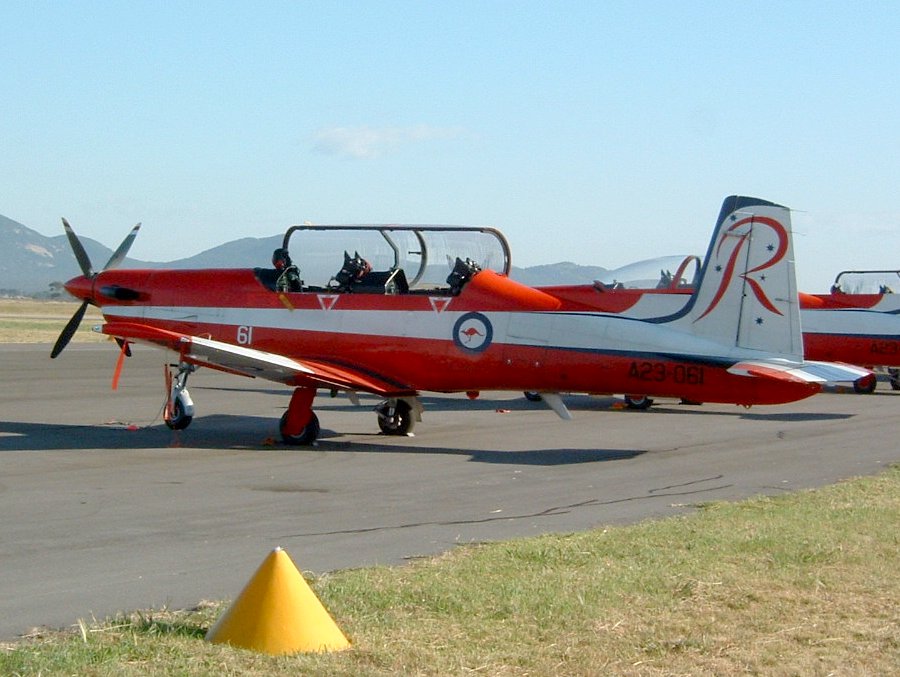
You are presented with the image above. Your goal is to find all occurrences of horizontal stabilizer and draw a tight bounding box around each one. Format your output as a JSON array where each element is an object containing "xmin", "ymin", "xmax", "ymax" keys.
[
  {"xmin": 728, "ymin": 360, "xmax": 871, "ymax": 385},
  {"xmin": 796, "ymin": 360, "xmax": 873, "ymax": 385}
]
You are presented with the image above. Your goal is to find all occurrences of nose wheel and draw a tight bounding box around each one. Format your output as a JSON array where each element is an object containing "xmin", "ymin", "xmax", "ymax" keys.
[
  {"xmin": 164, "ymin": 363, "xmax": 195, "ymax": 430},
  {"xmin": 165, "ymin": 391, "xmax": 194, "ymax": 430}
]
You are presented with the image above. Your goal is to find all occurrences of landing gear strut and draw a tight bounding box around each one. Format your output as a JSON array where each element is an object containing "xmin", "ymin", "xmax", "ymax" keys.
[
  {"xmin": 280, "ymin": 387, "xmax": 320, "ymax": 445},
  {"xmin": 165, "ymin": 363, "xmax": 195, "ymax": 430}
]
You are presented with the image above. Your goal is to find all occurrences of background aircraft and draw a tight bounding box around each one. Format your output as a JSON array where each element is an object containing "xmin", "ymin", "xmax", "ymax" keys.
[
  {"xmin": 51, "ymin": 196, "xmax": 868, "ymax": 444},
  {"xmin": 801, "ymin": 270, "xmax": 900, "ymax": 392},
  {"xmin": 541, "ymin": 257, "xmax": 899, "ymax": 401}
]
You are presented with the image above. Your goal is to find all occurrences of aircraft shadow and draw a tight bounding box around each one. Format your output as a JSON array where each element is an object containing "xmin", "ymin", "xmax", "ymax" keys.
[
  {"xmin": 0, "ymin": 418, "xmax": 271, "ymax": 452},
  {"xmin": 313, "ymin": 438, "xmax": 645, "ymax": 466},
  {"xmin": 0, "ymin": 417, "xmax": 645, "ymax": 466}
]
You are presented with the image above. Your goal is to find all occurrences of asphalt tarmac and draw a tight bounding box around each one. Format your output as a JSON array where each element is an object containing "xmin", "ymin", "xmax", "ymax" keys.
[{"xmin": 1, "ymin": 343, "xmax": 898, "ymax": 640}]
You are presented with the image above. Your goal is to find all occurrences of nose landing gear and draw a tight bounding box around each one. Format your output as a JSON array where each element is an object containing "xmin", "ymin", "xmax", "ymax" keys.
[{"xmin": 164, "ymin": 363, "xmax": 195, "ymax": 430}]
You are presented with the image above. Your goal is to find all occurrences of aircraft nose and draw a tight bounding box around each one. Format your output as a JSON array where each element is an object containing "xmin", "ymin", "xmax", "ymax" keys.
[{"xmin": 63, "ymin": 274, "xmax": 94, "ymax": 302}]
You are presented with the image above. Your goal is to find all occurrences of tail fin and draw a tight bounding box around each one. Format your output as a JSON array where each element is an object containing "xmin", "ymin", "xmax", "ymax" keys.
[{"xmin": 678, "ymin": 196, "xmax": 802, "ymax": 358}]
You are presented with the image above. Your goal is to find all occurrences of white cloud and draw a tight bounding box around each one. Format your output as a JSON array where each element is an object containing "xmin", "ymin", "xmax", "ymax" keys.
[{"xmin": 311, "ymin": 124, "xmax": 465, "ymax": 159}]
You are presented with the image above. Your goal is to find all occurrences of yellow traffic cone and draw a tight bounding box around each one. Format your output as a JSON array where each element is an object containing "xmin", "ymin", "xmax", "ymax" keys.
[{"xmin": 205, "ymin": 547, "xmax": 350, "ymax": 655}]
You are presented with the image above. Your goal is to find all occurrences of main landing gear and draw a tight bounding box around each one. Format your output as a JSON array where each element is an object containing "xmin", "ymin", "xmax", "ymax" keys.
[
  {"xmin": 162, "ymin": 371, "xmax": 423, "ymax": 445},
  {"xmin": 280, "ymin": 387, "xmax": 320, "ymax": 445},
  {"xmin": 375, "ymin": 398, "xmax": 419, "ymax": 436},
  {"xmin": 164, "ymin": 363, "xmax": 195, "ymax": 430},
  {"xmin": 278, "ymin": 390, "xmax": 422, "ymax": 445}
]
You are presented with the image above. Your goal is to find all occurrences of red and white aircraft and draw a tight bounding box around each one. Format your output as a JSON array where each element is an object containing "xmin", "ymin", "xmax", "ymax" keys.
[
  {"xmin": 545, "ymin": 257, "xmax": 900, "ymax": 398},
  {"xmin": 52, "ymin": 196, "xmax": 868, "ymax": 444},
  {"xmin": 801, "ymin": 270, "xmax": 900, "ymax": 392}
]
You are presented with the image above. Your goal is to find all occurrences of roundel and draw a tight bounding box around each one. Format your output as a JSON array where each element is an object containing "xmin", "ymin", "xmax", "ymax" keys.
[{"xmin": 452, "ymin": 312, "xmax": 493, "ymax": 353}]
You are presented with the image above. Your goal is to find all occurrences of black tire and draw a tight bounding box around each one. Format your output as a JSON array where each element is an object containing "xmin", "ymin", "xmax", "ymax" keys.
[
  {"xmin": 889, "ymin": 368, "xmax": 900, "ymax": 391},
  {"xmin": 165, "ymin": 397, "xmax": 193, "ymax": 430},
  {"xmin": 853, "ymin": 374, "xmax": 877, "ymax": 394},
  {"xmin": 524, "ymin": 391, "xmax": 543, "ymax": 402},
  {"xmin": 377, "ymin": 400, "xmax": 414, "ymax": 435},
  {"xmin": 280, "ymin": 411, "xmax": 320, "ymax": 445},
  {"xmin": 624, "ymin": 395, "xmax": 654, "ymax": 410}
]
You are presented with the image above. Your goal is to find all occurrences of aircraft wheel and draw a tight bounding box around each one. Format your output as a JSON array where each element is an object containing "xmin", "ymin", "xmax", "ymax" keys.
[
  {"xmin": 853, "ymin": 374, "xmax": 877, "ymax": 394},
  {"xmin": 889, "ymin": 368, "xmax": 900, "ymax": 391},
  {"xmin": 165, "ymin": 394, "xmax": 193, "ymax": 430},
  {"xmin": 624, "ymin": 395, "xmax": 654, "ymax": 410},
  {"xmin": 280, "ymin": 411, "xmax": 320, "ymax": 445},
  {"xmin": 377, "ymin": 400, "xmax": 414, "ymax": 435},
  {"xmin": 524, "ymin": 391, "xmax": 543, "ymax": 402}
]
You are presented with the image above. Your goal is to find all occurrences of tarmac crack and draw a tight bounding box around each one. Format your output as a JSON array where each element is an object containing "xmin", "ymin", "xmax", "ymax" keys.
[{"xmin": 280, "ymin": 477, "xmax": 734, "ymax": 538}]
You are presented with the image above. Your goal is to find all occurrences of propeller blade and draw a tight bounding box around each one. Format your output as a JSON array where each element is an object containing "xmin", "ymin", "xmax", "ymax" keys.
[
  {"xmin": 103, "ymin": 223, "xmax": 141, "ymax": 271},
  {"xmin": 51, "ymin": 301, "xmax": 89, "ymax": 358},
  {"xmin": 61, "ymin": 218, "xmax": 94, "ymax": 277}
]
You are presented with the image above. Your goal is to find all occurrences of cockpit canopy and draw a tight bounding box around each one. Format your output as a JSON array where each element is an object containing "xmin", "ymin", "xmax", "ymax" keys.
[
  {"xmin": 279, "ymin": 224, "xmax": 511, "ymax": 291},
  {"xmin": 831, "ymin": 270, "xmax": 900, "ymax": 295},
  {"xmin": 595, "ymin": 255, "xmax": 700, "ymax": 290}
]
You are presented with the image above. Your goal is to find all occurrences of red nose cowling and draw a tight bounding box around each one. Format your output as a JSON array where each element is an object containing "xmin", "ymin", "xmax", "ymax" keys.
[{"xmin": 63, "ymin": 274, "xmax": 94, "ymax": 303}]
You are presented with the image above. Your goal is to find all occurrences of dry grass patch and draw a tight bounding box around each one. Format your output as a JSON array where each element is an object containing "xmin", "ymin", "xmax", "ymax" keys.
[{"xmin": 0, "ymin": 298, "xmax": 105, "ymax": 344}]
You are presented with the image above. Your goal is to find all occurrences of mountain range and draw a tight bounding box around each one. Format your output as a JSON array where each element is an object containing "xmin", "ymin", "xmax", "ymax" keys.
[{"xmin": 0, "ymin": 214, "xmax": 608, "ymax": 296}]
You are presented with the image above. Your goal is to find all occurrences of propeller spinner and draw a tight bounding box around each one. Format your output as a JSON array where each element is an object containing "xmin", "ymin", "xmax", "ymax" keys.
[{"xmin": 50, "ymin": 219, "xmax": 141, "ymax": 358}]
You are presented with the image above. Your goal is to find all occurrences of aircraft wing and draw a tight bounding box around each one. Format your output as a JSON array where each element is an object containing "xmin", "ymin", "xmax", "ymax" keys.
[
  {"xmin": 99, "ymin": 321, "xmax": 413, "ymax": 395},
  {"xmin": 727, "ymin": 360, "xmax": 871, "ymax": 385}
]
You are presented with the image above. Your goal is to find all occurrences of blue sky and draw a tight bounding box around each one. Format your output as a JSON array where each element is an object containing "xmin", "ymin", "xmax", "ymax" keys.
[{"xmin": 2, "ymin": 1, "xmax": 899, "ymax": 290}]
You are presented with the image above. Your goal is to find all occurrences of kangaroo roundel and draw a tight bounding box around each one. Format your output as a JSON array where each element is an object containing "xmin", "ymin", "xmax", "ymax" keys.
[{"xmin": 453, "ymin": 312, "xmax": 493, "ymax": 353}]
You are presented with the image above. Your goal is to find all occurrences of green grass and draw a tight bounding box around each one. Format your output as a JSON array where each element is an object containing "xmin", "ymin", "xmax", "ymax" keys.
[{"xmin": 3, "ymin": 467, "xmax": 899, "ymax": 676}]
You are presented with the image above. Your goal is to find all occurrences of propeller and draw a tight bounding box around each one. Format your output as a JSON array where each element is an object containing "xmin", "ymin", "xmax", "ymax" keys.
[
  {"xmin": 50, "ymin": 300, "xmax": 88, "ymax": 358},
  {"xmin": 51, "ymin": 219, "xmax": 141, "ymax": 358}
]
